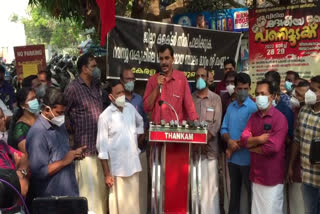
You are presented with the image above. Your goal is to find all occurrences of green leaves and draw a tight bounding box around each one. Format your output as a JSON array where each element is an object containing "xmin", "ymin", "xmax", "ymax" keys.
[{"xmin": 22, "ymin": 6, "xmax": 85, "ymax": 53}]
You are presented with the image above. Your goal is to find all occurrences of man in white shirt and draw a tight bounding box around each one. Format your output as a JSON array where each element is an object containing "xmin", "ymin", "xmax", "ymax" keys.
[{"xmin": 96, "ymin": 80, "xmax": 144, "ymax": 214}]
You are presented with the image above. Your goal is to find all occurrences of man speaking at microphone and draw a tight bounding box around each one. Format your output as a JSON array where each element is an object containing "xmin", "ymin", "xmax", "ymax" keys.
[
  {"xmin": 143, "ymin": 44, "xmax": 198, "ymax": 212},
  {"xmin": 143, "ymin": 44, "xmax": 198, "ymax": 123}
]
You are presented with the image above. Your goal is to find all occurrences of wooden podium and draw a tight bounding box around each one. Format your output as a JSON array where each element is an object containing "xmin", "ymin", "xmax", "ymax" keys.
[{"xmin": 149, "ymin": 122, "xmax": 207, "ymax": 214}]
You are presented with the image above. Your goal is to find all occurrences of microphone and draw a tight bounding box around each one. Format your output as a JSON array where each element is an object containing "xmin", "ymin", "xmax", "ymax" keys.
[
  {"xmin": 158, "ymin": 100, "xmax": 179, "ymax": 123},
  {"xmin": 159, "ymin": 71, "xmax": 164, "ymax": 93}
]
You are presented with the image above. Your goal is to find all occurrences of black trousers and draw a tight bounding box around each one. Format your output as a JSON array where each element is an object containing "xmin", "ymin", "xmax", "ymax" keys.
[{"xmin": 228, "ymin": 162, "xmax": 252, "ymax": 214}]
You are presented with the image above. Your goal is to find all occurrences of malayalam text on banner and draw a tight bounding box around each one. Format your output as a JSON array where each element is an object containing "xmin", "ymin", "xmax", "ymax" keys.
[
  {"xmin": 249, "ymin": 3, "xmax": 320, "ymax": 86},
  {"xmin": 107, "ymin": 16, "xmax": 242, "ymax": 81}
]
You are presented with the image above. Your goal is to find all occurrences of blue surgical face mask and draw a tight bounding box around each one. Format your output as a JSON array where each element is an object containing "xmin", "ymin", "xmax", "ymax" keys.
[
  {"xmin": 36, "ymin": 83, "xmax": 47, "ymax": 98},
  {"xmin": 256, "ymin": 95, "xmax": 270, "ymax": 110},
  {"xmin": 285, "ymin": 81, "xmax": 293, "ymax": 92},
  {"xmin": 92, "ymin": 67, "xmax": 101, "ymax": 81},
  {"xmin": 196, "ymin": 78, "xmax": 207, "ymax": 90},
  {"xmin": 27, "ymin": 99, "xmax": 40, "ymax": 114},
  {"xmin": 124, "ymin": 81, "xmax": 135, "ymax": 92}
]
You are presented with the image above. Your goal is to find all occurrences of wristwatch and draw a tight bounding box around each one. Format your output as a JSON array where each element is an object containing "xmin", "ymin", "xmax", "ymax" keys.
[{"xmin": 17, "ymin": 169, "xmax": 29, "ymax": 177}]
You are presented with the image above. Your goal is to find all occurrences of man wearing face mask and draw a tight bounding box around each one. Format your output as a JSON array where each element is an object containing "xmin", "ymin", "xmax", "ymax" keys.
[
  {"xmin": 290, "ymin": 79, "xmax": 312, "ymax": 110},
  {"xmin": 265, "ymin": 70, "xmax": 291, "ymax": 108},
  {"xmin": 208, "ymin": 71, "xmax": 215, "ymax": 92},
  {"xmin": 36, "ymin": 70, "xmax": 51, "ymax": 99},
  {"xmin": 64, "ymin": 53, "xmax": 106, "ymax": 214},
  {"xmin": 221, "ymin": 71, "xmax": 237, "ymax": 115},
  {"xmin": 96, "ymin": 80, "xmax": 144, "ymax": 214},
  {"xmin": 215, "ymin": 59, "xmax": 236, "ymax": 96},
  {"xmin": 26, "ymin": 87, "xmax": 87, "ymax": 197},
  {"xmin": 288, "ymin": 75, "xmax": 320, "ymax": 214},
  {"xmin": 272, "ymin": 85, "xmax": 295, "ymax": 213},
  {"xmin": 240, "ymin": 80, "xmax": 288, "ymax": 214},
  {"xmin": 272, "ymin": 86, "xmax": 294, "ymax": 141},
  {"xmin": 119, "ymin": 64, "xmax": 149, "ymax": 214},
  {"xmin": 220, "ymin": 73, "xmax": 257, "ymax": 214},
  {"xmin": 285, "ymin": 71, "xmax": 299, "ymax": 96},
  {"xmin": 192, "ymin": 67, "xmax": 222, "ymax": 214},
  {"xmin": 120, "ymin": 64, "xmax": 149, "ymax": 137},
  {"xmin": 285, "ymin": 79, "xmax": 310, "ymax": 214},
  {"xmin": 22, "ymin": 74, "xmax": 47, "ymax": 101}
]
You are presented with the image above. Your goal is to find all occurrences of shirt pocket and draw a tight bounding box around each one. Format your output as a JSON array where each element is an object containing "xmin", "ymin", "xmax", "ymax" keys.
[
  {"xmin": 205, "ymin": 106, "xmax": 215, "ymax": 123},
  {"xmin": 168, "ymin": 93, "xmax": 181, "ymax": 110}
]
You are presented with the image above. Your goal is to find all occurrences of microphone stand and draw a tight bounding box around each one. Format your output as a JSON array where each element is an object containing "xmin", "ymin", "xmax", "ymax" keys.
[{"xmin": 158, "ymin": 100, "xmax": 179, "ymax": 124}]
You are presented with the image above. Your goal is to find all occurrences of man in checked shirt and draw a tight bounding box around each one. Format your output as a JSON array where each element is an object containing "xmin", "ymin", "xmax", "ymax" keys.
[{"xmin": 64, "ymin": 53, "xmax": 106, "ymax": 214}]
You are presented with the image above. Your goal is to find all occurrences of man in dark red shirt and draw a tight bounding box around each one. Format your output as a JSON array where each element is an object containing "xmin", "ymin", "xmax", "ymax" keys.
[
  {"xmin": 215, "ymin": 59, "xmax": 236, "ymax": 96},
  {"xmin": 143, "ymin": 44, "xmax": 198, "ymax": 123},
  {"xmin": 240, "ymin": 79, "xmax": 288, "ymax": 214}
]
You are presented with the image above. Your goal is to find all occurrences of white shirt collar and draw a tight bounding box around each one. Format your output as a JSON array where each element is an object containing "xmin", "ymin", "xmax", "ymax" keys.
[{"xmin": 110, "ymin": 102, "xmax": 127, "ymax": 112}]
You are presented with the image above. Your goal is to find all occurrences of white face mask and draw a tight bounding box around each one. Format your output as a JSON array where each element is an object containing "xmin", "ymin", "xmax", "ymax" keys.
[
  {"xmin": 305, "ymin": 89, "xmax": 317, "ymax": 105},
  {"xmin": 114, "ymin": 95, "xmax": 126, "ymax": 107},
  {"xmin": 290, "ymin": 96, "xmax": 300, "ymax": 108},
  {"xmin": 51, "ymin": 115, "xmax": 65, "ymax": 127},
  {"xmin": 272, "ymin": 99, "xmax": 277, "ymax": 107},
  {"xmin": 256, "ymin": 95, "xmax": 270, "ymax": 110},
  {"xmin": 226, "ymin": 84, "xmax": 235, "ymax": 96},
  {"xmin": 43, "ymin": 106, "xmax": 65, "ymax": 127}
]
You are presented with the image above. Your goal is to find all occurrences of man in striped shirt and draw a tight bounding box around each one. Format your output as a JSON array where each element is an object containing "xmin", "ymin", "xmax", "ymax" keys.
[{"xmin": 289, "ymin": 75, "xmax": 320, "ymax": 214}]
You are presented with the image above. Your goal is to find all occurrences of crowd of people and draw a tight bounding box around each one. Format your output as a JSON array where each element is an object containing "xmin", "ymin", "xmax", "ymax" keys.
[{"xmin": 0, "ymin": 44, "xmax": 319, "ymax": 214}]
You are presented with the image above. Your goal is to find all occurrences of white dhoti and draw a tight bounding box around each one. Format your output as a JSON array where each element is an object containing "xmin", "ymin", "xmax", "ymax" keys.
[
  {"xmin": 201, "ymin": 158, "xmax": 220, "ymax": 214},
  {"xmin": 139, "ymin": 152, "xmax": 148, "ymax": 214},
  {"xmin": 288, "ymin": 182, "xmax": 305, "ymax": 214},
  {"xmin": 109, "ymin": 172, "xmax": 140, "ymax": 214},
  {"xmin": 75, "ymin": 156, "xmax": 108, "ymax": 214},
  {"xmin": 252, "ymin": 182, "xmax": 284, "ymax": 214}
]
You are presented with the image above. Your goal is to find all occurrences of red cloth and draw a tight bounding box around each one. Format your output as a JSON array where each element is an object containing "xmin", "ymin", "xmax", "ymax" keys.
[
  {"xmin": 0, "ymin": 141, "xmax": 22, "ymax": 170},
  {"xmin": 215, "ymin": 80, "xmax": 226, "ymax": 96},
  {"xmin": 143, "ymin": 70, "xmax": 198, "ymax": 123},
  {"xmin": 241, "ymin": 107, "xmax": 288, "ymax": 186},
  {"xmin": 96, "ymin": 0, "xmax": 116, "ymax": 46}
]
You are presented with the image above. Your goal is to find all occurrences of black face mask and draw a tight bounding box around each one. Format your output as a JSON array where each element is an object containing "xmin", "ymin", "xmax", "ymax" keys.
[{"xmin": 208, "ymin": 83, "xmax": 215, "ymax": 92}]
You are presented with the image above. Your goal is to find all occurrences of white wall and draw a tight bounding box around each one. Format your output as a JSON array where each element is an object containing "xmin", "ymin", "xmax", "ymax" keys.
[{"xmin": 0, "ymin": 0, "xmax": 28, "ymax": 63}]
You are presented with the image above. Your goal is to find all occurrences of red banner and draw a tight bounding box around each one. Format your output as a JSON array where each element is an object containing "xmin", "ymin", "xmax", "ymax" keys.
[
  {"xmin": 14, "ymin": 45, "xmax": 46, "ymax": 79},
  {"xmin": 249, "ymin": 3, "xmax": 320, "ymax": 85}
]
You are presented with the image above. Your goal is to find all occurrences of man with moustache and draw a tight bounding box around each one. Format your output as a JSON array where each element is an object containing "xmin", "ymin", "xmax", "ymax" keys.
[
  {"xmin": 241, "ymin": 80, "xmax": 288, "ymax": 214},
  {"xmin": 220, "ymin": 73, "xmax": 257, "ymax": 214},
  {"xmin": 64, "ymin": 53, "xmax": 106, "ymax": 214},
  {"xmin": 143, "ymin": 44, "xmax": 198, "ymax": 123},
  {"xmin": 143, "ymin": 44, "xmax": 198, "ymax": 213},
  {"xmin": 119, "ymin": 64, "xmax": 149, "ymax": 214},
  {"xmin": 192, "ymin": 67, "xmax": 222, "ymax": 214},
  {"xmin": 97, "ymin": 80, "xmax": 144, "ymax": 214},
  {"xmin": 215, "ymin": 59, "xmax": 236, "ymax": 96}
]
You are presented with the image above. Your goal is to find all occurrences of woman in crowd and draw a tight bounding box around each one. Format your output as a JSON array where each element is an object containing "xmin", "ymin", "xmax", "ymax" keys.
[{"xmin": 8, "ymin": 87, "xmax": 40, "ymax": 152}]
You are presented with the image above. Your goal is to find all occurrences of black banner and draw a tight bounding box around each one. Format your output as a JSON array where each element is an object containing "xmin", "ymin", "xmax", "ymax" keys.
[{"xmin": 107, "ymin": 16, "xmax": 242, "ymax": 81}]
